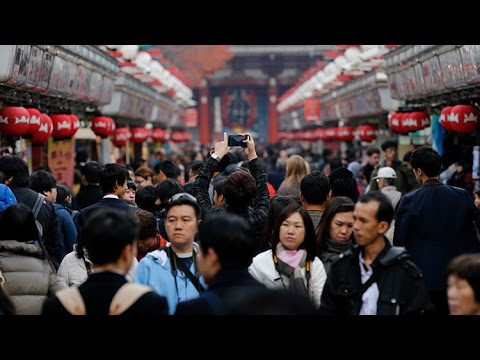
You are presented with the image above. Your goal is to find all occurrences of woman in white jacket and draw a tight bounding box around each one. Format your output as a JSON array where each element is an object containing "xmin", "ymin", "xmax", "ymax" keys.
[
  {"xmin": 249, "ymin": 203, "xmax": 327, "ymax": 309},
  {"xmin": 57, "ymin": 235, "xmax": 137, "ymax": 287}
]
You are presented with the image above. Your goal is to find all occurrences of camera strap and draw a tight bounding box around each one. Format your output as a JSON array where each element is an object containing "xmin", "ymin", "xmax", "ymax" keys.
[{"xmin": 167, "ymin": 247, "xmax": 205, "ymax": 294}]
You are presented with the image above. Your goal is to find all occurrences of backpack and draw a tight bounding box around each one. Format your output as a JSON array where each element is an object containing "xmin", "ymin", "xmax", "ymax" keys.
[
  {"xmin": 70, "ymin": 209, "xmax": 80, "ymax": 223},
  {"xmin": 32, "ymin": 193, "xmax": 45, "ymax": 238},
  {"xmin": 55, "ymin": 283, "xmax": 153, "ymax": 315}
]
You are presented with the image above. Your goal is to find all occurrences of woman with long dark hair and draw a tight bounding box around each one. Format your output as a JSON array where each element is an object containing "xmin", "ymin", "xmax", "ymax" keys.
[
  {"xmin": 249, "ymin": 203, "xmax": 327, "ymax": 309},
  {"xmin": 315, "ymin": 197, "xmax": 355, "ymax": 276},
  {"xmin": 259, "ymin": 195, "xmax": 301, "ymax": 252}
]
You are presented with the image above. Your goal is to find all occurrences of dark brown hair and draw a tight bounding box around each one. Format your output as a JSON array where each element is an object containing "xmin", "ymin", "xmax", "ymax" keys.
[
  {"xmin": 136, "ymin": 210, "xmax": 159, "ymax": 241},
  {"xmin": 315, "ymin": 197, "xmax": 355, "ymax": 256},
  {"xmin": 224, "ymin": 170, "xmax": 256, "ymax": 210}
]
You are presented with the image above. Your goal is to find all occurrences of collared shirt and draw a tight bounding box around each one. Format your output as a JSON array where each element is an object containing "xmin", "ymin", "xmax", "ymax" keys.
[
  {"xmin": 103, "ymin": 194, "xmax": 119, "ymax": 199},
  {"xmin": 358, "ymin": 252, "xmax": 379, "ymax": 315}
]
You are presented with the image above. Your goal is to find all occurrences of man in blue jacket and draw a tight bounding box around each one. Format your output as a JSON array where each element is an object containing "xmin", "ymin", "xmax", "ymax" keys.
[
  {"xmin": 394, "ymin": 145, "xmax": 480, "ymax": 314},
  {"xmin": 135, "ymin": 192, "xmax": 204, "ymax": 314}
]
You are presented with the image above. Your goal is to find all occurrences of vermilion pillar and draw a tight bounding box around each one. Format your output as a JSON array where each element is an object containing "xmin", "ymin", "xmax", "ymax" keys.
[
  {"xmin": 199, "ymin": 79, "xmax": 211, "ymax": 146},
  {"xmin": 268, "ymin": 77, "xmax": 279, "ymax": 144}
]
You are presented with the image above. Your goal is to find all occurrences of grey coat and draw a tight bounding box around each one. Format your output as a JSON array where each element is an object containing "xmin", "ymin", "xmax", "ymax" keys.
[{"xmin": 0, "ymin": 240, "xmax": 65, "ymax": 314}]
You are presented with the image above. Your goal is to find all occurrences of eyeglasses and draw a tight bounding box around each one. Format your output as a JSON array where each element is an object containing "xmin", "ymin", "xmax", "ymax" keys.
[{"xmin": 168, "ymin": 192, "xmax": 198, "ymax": 204}]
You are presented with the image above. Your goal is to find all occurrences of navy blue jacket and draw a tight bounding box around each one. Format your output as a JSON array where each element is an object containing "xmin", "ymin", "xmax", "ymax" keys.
[{"xmin": 393, "ymin": 179, "xmax": 480, "ymax": 290}]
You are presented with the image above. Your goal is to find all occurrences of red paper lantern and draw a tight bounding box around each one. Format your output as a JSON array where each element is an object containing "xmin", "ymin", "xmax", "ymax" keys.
[
  {"xmin": 106, "ymin": 117, "xmax": 116, "ymax": 136},
  {"xmin": 91, "ymin": 116, "xmax": 111, "ymax": 137},
  {"xmin": 0, "ymin": 106, "xmax": 30, "ymax": 136},
  {"xmin": 388, "ymin": 112, "xmax": 405, "ymax": 133},
  {"xmin": 131, "ymin": 127, "xmax": 149, "ymax": 143},
  {"xmin": 324, "ymin": 128, "xmax": 337, "ymax": 141},
  {"xmin": 69, "ymin": 114, "xmax": 80, "ymax": 137},
  {"xmin": 171, "ymin": 131, "xmax": 183, "ymax": 143},
  {"xmin": 25, "ymin": 108, "xmax": 42, "ymax": 135},
  {"xmin": 30, "ymin": 114, "xmax": 53, "ymax": 144},
  {"xmin": 337, "ymin": 126, "xmax": 354, "ymax": 141},
  {"xmin": 161, "ymin": 129, "xmax": 170, "ymax": 142},
  {"xmin": 151, "ymin": 128, "xmax": 164, "ymax": 142},
  {"xmin": 50, "ymin": 114, "xmax": 73, "ymax": 139},
  {"xmin": 304, "ymin": 98, "xmax": 321, "ymax": 121},
  {"xmin": 111, "ymin": 127, "xmax": 130, "ymax": 147},
  {"xmin": 357, "ymin": 125, "xmax": 376, "ymax": 142},
  {"xmin": 450, "ymin": 105, "xmax": 479, "ymax": 133},
  {"xmin": 439, "ymin": 106, "xmax": 454, "ymax": 131},
  {"xmin": 401, "ymin": 111, "xmax": 430, "ymax": 132},
  {"xmin": 315, "ymin": 128, "xmax": 326, "ymax": 141},
  {"xmin": 184, "ymin": 108, "xmax": 198, "ymax": 127}
]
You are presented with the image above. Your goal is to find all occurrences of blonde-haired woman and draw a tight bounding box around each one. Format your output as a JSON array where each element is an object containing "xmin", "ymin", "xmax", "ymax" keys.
[{"xmin": 277, "ymin": 155, "xmax": 308, "ymax": 197}]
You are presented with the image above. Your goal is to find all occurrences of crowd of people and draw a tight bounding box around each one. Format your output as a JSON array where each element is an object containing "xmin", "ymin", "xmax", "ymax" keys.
[{"xmin": 1, "ymin": 133, "xmax": 480, "ymax": 315}]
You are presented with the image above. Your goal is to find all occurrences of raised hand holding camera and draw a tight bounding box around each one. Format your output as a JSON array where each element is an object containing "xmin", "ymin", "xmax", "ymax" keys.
[
  {"xmin": 212, "ymin": 132, "xmax": 230, "ymax": 160},
  {"xmin": 241, "ymin": 132, "xmax": 257, "ymax": 161}
]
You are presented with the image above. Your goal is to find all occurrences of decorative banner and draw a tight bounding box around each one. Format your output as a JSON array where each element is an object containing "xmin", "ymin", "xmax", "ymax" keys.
[
  {"xmin": 48, "ymin": 137, "xmax": 75, "ymax": 188},
  {"xmin": 304, "ymin": 98, "xmax": 321, "ymax": 121},
  {"xmin": 221, "ymin": 88, "xmax": 257, "ymax": 130},
  {"xmin": 184, "ymin": 108, "xmax": 198, "ymax": 127}
]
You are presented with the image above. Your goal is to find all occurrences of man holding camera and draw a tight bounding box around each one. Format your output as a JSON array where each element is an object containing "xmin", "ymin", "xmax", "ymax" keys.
[{"xmin": 193, "ymin": 132, "xmax": 270, "ymax": 254}]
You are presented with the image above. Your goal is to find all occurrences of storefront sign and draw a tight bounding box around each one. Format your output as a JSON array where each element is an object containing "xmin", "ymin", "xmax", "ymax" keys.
[{"xmin": 48, "ymin": 138, "xmax": 75, "ymax": 187}]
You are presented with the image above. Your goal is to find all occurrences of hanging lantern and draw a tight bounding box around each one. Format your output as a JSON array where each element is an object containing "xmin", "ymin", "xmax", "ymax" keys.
[
  {"xmin": 450, "ymin": 104, "xmax": 479, "ymax": 133},
  {"xmin": 131, "ymin": 127, "xmax": 149, "ymax": 143},
  {"xmin": 439, "ymin": 106, "xmax": 454, "ymax": 131},
  {"xmin": 105, "ymin": 117, "xmax": 116, "ymax": 136},
  {"xmin": 315, "ymin": 128, "xmax": 326, "ymax": 141},
  {"xmin": 50, "ymin": 114, "xmax": 73, "ymax": 139},
  {"xmin": 304, "ymin": 98, "xmax": 321, "ymax": 121},
  {"xmin": 337, "ymin": 126, "xmax": 354, "ymax": 141},
  {"xmin": 184, "ymin": 108, "xmax": 198, "ymax": 127},
  {"xmin": 25, "ymin": 108, "xmax": 42, "ymax": 135},
  {"xmin": 357, "ymin": 125, "xmax": 376, "ymax": 142},
  {"xmin": 91, "ymin": 116, "xmax": 111, "ymax": 138},
  {"xmin": 151, "ymin": 128, "xmax": 164, "ymax": 142},
  {"xmin": 111, "ymin": 127, "xmax": 130, "ymax": 147},
  {"xmin": 30, "ymin": 114, "xmax": 53, "ymax": 144},
  {"xmin": 69, "ymin": 114, "xmax": 80, "ymax": 137},
  {"xmin": 171, "ymin": 130, "xmax": 183, "ymax": 143},
  {"xmin": 0, "ymin": 106, "xmax": 30, "ymax": 136},
  {"xmin": 324, "ymin": 128, "xmax": 337, "ymax": 141},
  {"xmin": 388, "ymin": 112, "xmax": 404, "ymax": 133},
  {"xmin": 402, "ymin": 111, "xmax": 430, "ymax": 132},
  {"xmin": 161, "ymin": 129, "xmax": 170, "ymax": 142}
]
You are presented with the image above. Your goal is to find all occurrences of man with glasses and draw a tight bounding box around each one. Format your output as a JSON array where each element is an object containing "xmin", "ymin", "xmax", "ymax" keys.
[{"xmin": 134, "ymin": 192, "xmax": 205, "ymax": 314}]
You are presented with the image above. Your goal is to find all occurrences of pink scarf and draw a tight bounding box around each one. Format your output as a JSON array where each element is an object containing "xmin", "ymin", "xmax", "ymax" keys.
[{"xmin": 277, "ymin": 245, "xmax": 306, "ymax": 269}]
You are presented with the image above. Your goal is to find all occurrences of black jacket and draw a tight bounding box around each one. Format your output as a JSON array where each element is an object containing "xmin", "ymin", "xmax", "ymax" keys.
[
  {"xmin": 75, "ymin": 197, "xmax": 132, "ymax": 240},
  {"xmin": 175, "ymin": 269, "xmax": 264, "ymax": 315},
  {"xmin": 319, "ymin": 239, "xmax": 433, "ymax": 315},
  {"xmin": 394, "ymin": 180, "xmax": 480, "ymax": 290},
  {"xmin": 42, "ymin": 272, "xmax": 168, "ymax": 316},
  {"xmin": 11, "ymin": 186, "xmax": 63, "ymax": 265},
  {"xmin": 73, "ymin": 184, "xmax": 103, "ymax": 210},
  {"xmin": 193, "ymin": 157, "xmax": 270, "ymax": 252}
]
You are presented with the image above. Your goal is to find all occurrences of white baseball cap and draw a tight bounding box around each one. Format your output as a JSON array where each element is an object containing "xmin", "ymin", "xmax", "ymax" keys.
[{"xmin": 373, "ymin": 166, "xmax": 397, "ymax": 180}]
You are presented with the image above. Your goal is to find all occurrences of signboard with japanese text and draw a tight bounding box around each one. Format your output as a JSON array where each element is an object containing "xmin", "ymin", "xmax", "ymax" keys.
[{"xmin": 48, "ymin": 138, "xmax": 75, "ymax": 188}]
